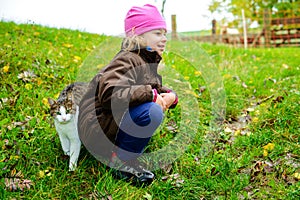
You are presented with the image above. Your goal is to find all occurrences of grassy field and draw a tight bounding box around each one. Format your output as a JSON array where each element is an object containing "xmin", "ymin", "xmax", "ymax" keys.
[{"xmin": 0, "ymin": 21, "xmax": 299, "ymax": 199}]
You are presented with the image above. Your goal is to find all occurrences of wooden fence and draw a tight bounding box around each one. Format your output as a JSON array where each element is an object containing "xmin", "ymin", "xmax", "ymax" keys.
[{"xmin": 171, "ymin": 9, "xmax": 300, "ymax": 48}]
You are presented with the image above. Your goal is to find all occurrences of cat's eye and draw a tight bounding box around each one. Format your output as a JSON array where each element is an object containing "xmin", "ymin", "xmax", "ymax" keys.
[{"xmin": 56, "ymin": 112, "xmax": 60, "ymax": 115}]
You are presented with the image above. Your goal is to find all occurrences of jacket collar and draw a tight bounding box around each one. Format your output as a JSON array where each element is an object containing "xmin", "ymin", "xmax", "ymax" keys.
[{"xmin": 132, "ymin": 48, "xmax": 162, "ymax": 64}]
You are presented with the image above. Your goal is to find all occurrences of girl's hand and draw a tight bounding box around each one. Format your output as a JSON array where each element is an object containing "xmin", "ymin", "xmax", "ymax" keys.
[
  {"xmin": 160, "ymin": 93, "xmax": 176, "ymax": 109},
  {"xmin": 155, "ymin": 94, "xmax": 167, "ymax": 111}
]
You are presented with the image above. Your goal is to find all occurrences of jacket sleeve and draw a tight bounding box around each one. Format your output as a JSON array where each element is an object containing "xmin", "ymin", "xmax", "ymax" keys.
[{"xmin": 98, "ymin": 54, "xmax": 153, "ymax": 110}]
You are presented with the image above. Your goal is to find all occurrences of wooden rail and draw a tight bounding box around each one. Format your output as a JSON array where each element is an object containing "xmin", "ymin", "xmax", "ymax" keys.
[
  {"xmin": 267, "ymin": 16, "xmax": 300, "ymax": 47},
  {"xmin": 170, "ymin": 12, "xmax": 300, "ymax": 48}
]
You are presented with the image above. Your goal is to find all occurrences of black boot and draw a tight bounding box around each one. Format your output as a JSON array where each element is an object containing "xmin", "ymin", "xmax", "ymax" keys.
[{"xmin": 109, "ymin": 152, "xmax": 155, "ymax": 186}]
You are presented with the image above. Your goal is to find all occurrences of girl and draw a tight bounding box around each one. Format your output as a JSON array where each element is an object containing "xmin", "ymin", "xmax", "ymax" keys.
[{"xmin": 78, "ymin": 4, "xmax": 178, "ymax": 185}]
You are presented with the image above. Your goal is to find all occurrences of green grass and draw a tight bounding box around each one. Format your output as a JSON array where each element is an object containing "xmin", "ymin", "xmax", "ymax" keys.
[{"xmin": 1, "ymin": 21, "xmax": 299, "ymax": 199}]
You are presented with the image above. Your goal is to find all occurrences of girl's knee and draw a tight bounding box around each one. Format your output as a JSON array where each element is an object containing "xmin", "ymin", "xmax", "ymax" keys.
[
  {"xmin": 130, "ymin": 102, "xmax": 163, "ymax": 127},
  {"xmin": 149, "ymin": 102, "xmax": 164, "ymax": 125}
]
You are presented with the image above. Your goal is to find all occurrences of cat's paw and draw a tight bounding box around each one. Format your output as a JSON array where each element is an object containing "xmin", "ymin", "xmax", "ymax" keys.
[{"xmin": 69, "ymin": 163, "xmax": 77, "ymax": 171}]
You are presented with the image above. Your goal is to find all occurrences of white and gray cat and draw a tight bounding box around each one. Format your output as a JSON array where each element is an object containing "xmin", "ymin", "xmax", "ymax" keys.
[{"xmin": 48, "ymin": 82, "xmax": 88, "ymax": 171}]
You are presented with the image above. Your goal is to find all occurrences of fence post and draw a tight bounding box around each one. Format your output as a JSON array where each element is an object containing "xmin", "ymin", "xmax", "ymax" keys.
[
  {"xmin": 242, "ymin": 9, "xmax": 248, "ymax": 49},
  {"xmin": 211, "ymin": 19, "xmax": 217, "ymax": 44},
  {"xmin": 263, "ymin": 8, "xmax": 271, "ymax": 47},
  {"xmin": 171, "ymin": 14, "xmax": 178, "ymax": 40}
]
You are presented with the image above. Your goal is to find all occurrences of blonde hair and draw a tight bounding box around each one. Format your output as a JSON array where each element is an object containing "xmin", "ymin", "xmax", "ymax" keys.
[{"xmin": 122, "ymin": 35, "xmax": 147, "ymax": 52}]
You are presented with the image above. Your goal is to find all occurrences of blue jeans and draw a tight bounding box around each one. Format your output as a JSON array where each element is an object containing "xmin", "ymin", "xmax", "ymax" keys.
[{"xmin": 115, "ymin": 102, "xmax": 164, "ymax": 161}]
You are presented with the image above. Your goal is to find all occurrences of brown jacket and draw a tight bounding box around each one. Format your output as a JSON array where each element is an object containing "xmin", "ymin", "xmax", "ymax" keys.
[{"xmin": 78, "ymin": 48, "xmax": 175, "ymax": 159}]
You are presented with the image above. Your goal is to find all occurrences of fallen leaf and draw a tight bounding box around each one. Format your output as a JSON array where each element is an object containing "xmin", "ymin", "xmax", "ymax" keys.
[
  {"xmin": 42, "ymin": 98, "xmax": 49, "ymax": 107},
  {"xmin": 17, "ymin": 70, "xmax": 37, "ymax": 82},
  {"xmin": 294, "ymin": 172, "xmax": 300, "ymax": 180},
  {"xmin": 162, "ymin": 173, "xmax": 185, "ymax": 187},
  {"xmin": 246, "ymin": 107, "xmax": 255, "ymax": 112},
  {"xmin": 194, "ymin": 70, "xmax": 202, "ymax": 76},
  {"xmin": 263, "ymin": 149, "xmax": 268, "ymax": 157},
  {"xmin": 143, "ymin": 192, "xmax": 153, "ymax": 200},
  {"xmin": 282, "ymin": 63, "xmax": 289, "ymax": 69},
  {"xmin": 224, "ymin": 127, "xmax": 233, "ymax": 133},
  {"xmin": 232, "ymin": 76, "xmax": 240, "ymax": 81},
  {"xmin": 242, "ymin": 82, "xmax": 248, "ymax": 88},
  {"xmin": 62, "ymin": 43, "xmax": 73, "ymax": 48},
  {"xmin": 263, "ymin": 143, "xmax": 275, "ymax": 157},
  {"xmin": 272, "ymin": 96, "xmax": 284, "ymax": 104},
  {"xmin": 3, "ymin": 65, "xmax": 9, "ymax": 73},
  {"xmin": 37, "ymin": 170, "xmax": 45, "ymax": 179},
  {"xmin": 25, "ymin": 83, "xmax": 33, "ymax": 90},
  {"xmin": 234, "ymin": 129, "xmax": 241, "ymax": 136},
  {"xmin": 252, "ymin": 117, "xmax": 259, "ymax": 123},
  {"xmin": 4, "ymin": 178, "xmax": 33, "ymax": 191},
  {"xmin": 263, "ymin": 143, "xmax": 275, "ymax": 151},
  {"xmin": 73, "ymin": 55, "xmax": 81, "ymax": 63}
]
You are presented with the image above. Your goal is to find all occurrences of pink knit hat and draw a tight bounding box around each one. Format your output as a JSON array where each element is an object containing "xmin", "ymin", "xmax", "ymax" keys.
[{"xmin": 125, "ymin": 4, "xmax": 167, "ymax": 36}]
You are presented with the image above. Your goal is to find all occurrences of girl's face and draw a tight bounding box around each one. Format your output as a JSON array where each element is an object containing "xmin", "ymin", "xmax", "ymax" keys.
[{"xmin": 142, "ymin": 29, "xmax": 167, "ymax": 56}]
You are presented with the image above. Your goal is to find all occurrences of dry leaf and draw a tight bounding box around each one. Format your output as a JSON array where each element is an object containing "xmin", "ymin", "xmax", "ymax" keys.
[
  {"xmin": 162, "ymin": 173, "xmax": 185, "ymax": 187},
  {"xmin": 17, "ymin": 70, "xmax": 37, "ymax": 82},
  {"xmin": 242, "ymin": 82, "xmax": 248, "ymax": 88},
  {"xmin": 224, "ymin": 127, "xmax": 233, "ymax": 133},
  {"xmin": 4, "ymin": 178, "xmax": 33, "ymax": 191}
]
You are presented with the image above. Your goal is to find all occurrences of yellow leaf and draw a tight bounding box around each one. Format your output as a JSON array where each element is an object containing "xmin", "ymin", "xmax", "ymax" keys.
[
  {"xmin": 194, "ymin": 71, "xmax": 202, "ymax": 76},
  {"xmin": 97, "ymin": 64, "xmax": 105, "ymax": 69},
  {"xmin": 184, "ymin": 90, "xmax": 199, "ymax": 98},
  {"xmin": 209, "ymin": 82, "xmax": 216, "ymax": 88},
  {"xmin": 184, "ymin": 76, "xmax": 189, "ymax": 80},
  {"xmin": 263, "ymin": 149, "xmax": 268, "ymax": 157},
  {"xmin": 42, "ymin": 98, "xmax": 49, "ymax": 107},
  {"xmin": 37, "ymin": 170, "xmax": 45, "ymax": 178},
  {"xmin": 37, "ymin": 78, "xmax": 43, "ymax": 86},
  {"xmin": 62, "ymin": 43, "xmax": 73, "ymax": 48},
  {"xmin": 46, "ymin": 172, "xmax": 52, "ymax": 176},
  {"xmin": 34, "ymin": 32, "xmax": 40, "ymax": 36},
  {"xmin": 252, "ymin": 117, "xmax": 259, "ymax": 123},
  {"xmin": 73, "ymin": 55, "xmax": 81, "ymax": 61},
  {"xmin": 4, "ymin": 44, "xmax": 11, "ymax": 48},
  {"xmin": 54, "ymin": 93, "xmax": 60, "ymax": 99},
  {"xmin": 223, "ymin": 74, "xmax": 231, "ymax": 79},
  {"xmin": 3, "ymin": 65, "xmax": 9, "ymax": 73},
  {"xmin": 263, "ymin": 143, "xmax": 275, "ymax": 151},
  {"xmin": 234, "ymin": 130, "xmax": 241, "ymax": 136},
  {"xmin": 25, "ymin": 83, "xmax": 33, "ymax": 90},
  {"xmin": 294, "ymin": 172, "xmax": 300, "ymax": 180},
  {"xmin": 10, "ymin": 155, "xmax": 20, "ymax": 160}
]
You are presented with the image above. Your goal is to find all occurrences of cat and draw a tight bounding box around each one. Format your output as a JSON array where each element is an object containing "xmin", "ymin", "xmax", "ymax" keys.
[{"xmin": 48, "ymin": 82, "xmax": 88, "ymax": 171}]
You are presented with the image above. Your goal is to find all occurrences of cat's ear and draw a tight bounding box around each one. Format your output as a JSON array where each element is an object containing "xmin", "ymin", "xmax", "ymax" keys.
[{"xmin": 48, "ymin": 98, "xmax": 56, "ymax": 106}]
